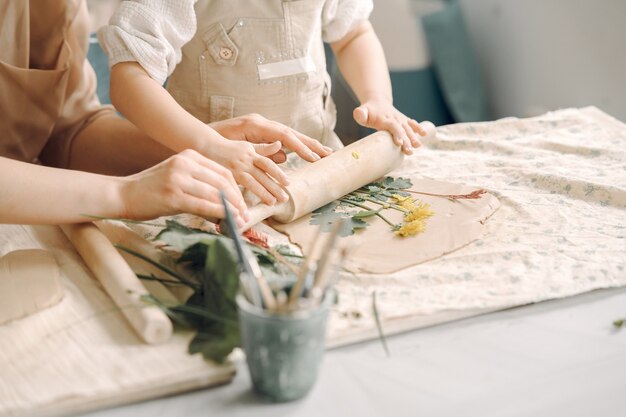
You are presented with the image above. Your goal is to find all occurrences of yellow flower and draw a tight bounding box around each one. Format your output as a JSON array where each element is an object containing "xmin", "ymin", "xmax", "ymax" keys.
[
  {"xmin": 393, "ymin": 200, "xmax": 434, "ymax": 237},
  {"xmin": 394, "ymin": 219, "xmax": 426, "ymax": 237},
  {"xmin": 403, "ymin": 201, "xmax": 434, "ymax": 222},
  {"xmin": 391, "ymin": 194, "xmax": 416, "ymax": 210}
]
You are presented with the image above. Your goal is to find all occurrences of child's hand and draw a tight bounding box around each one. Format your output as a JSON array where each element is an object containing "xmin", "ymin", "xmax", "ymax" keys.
[
  {"xmin": 210, "ymin": 114, "xmax": 333, "ymax": 164},
  {"xmin": 353, "ymin": 99, "xmax": 427, "ymax": 155},
  {"xmin": 209, "ymin": 138, "xmax": 290, "ymax": 206}
]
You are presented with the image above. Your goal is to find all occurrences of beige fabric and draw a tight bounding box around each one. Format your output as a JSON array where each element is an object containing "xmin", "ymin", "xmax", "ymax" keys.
[
  {"xmin": 0, "ymin": 0, "xmax": 114, "ymax": 167},
  {"xmin": 166, "ymin": 0, "xmax": 343, "ymax": 148},
  {"xmin": 0, "ymin": 225, "xmax": 234, "ymax": 417},
  {"xmin": 0, "ymin": 250, "xmax": 63, "ymax": 325},
  {"xmin": 325, "ymin": 107, "xmax": 626, "ymax": 341},
  {"xmin": 273, "ymin": 178, "xmax": 500, "ymax": 274}
]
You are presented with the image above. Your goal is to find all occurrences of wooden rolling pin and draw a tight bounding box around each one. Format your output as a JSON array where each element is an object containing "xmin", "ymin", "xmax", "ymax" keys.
[
  {"xmin": 244, "ymin": 123, "xmax": 436, "ymax": 229},
  {"xmin": 61, "ymin": 223, "xmax": 173, "ymax": 345}
]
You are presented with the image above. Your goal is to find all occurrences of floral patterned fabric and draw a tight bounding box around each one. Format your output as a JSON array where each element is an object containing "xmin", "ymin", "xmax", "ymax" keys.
[{"xmin": 329, "ymin": 107, "xmax": 626, "ymax": 340}]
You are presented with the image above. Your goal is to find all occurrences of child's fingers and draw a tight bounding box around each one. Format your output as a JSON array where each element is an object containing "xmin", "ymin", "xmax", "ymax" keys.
[
  {"xmin": 252, "ymin": 141, "xmax": 282, "ymax": 157},
  {"xmin": 408, "ymin": 119, "xmax": 427, "ymax": 136},
  {"xmin": 253, "ymin": 155, "xmax": 289, "ymax": 186},
  {"xmin": 237, "ymin": 172, "xmax": 277, "ymax": 206},
  {"xmin": 251, "ymin": 166, "xmax": 289, "ymax": 203},
  {"xmin": 384, "ymin": 122, "xmax": 412, "ymax": 155},
  {"xmin": 403, "ymin": 122, "xmax": 422, "ymax": 148}
]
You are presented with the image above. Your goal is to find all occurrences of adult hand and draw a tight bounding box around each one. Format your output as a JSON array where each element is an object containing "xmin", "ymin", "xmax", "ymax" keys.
[
  {"xmin": 210, "ymin": 113, "xmax": 333, "ymax": 164},
  {"xmin": 353, "ymin": 99, "xmax": 428, "ymax": 155},
  {"xmin": 119, "ymin": 150, "xmax": 248, "ymax": 226},
  {"xmin": 208, "ymin": 138, "xmax": 291, "ymax": 205}
]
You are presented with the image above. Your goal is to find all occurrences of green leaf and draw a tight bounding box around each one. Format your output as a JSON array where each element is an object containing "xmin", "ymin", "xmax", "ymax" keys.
[
  {"xmin": 177, "ymin": 242, "xmax": 208, "ymax": 269},
  {"xmin": 154, "ymin": 219, "xmax": 202, "ymax": 240},
  {"xmin": 134, "ymin": 220, "xmax": 303, "ymax": 364},
  {"xmin": 343, "ymin": 217, "xmax": 368, "ymax": 236},
  {"xmin": 384, "ymin": 176, "xmax": 413, "ymax": 190},
  {"xmin": 189, "ymin": 328, "xmax": 240, "ymax": 364},
  {"xmin": 199, "ymin": 239, "xmax": 239, "ymax": 321},
  {"xmin": 249, "ymin": 245, "xmax": 276, "ymax": 267},
  {"xmin": 157, "ymin": 230, "xmax": 218, "ymax": 252},
  {"xmin": 274, "ymin": 244, "xmax": 302, "ymax": 258},
  {"xmin": 371, "ymin": 193, "xmax": 389, "ymax": 202},
  {"xmin": 310, "ymin": 210, "xmax": 347, "ymax": 229},
  {"xmin": 353, "ymin": 209, "xmax": 380, "ymax": 219},
  {"xmin": 313, "ymin": 201, "xmax": 340, "ymax": 214}
]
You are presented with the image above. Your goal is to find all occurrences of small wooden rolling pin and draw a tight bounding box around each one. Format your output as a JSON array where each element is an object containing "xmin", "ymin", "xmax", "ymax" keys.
[
  {"xmin": 244, "ymin": 123, "xmax": 436, "ymax": 229},
  {"xmin": 61, "ymin": 223, "xmax": 173, "ymax": 345}
]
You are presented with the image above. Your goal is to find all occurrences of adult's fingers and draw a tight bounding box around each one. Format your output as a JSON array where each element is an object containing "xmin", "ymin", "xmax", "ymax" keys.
[
  {"xmin": 185, "ymin": 149, "xmax": 241, "ymax": 193},
  {"xmin": 293, "ymin": 131, "xmax": 333, "ymax": 158},
  {"xmin": 252, "ymin": 118, "xmax": 331, "ymax": 161},
  {"xmin": 270, "ymin": 150, "xmax": 287, "ymax": 164},
  {"xmin": 268, "ymin": 127, "xmax": 324, "ymax": 162},
  {"xmin": 188, "ymin": 168, "xmax": 248, "ymax": 220},
  {"xmin": 183, "ymin": 151, "xmax": 248, "ymax": 219},
  {"xmin": 180, "ymin": 195, "xmax": 245, "ymax": 228},
  {"xmin": 252, "ymin": 142, "xmax": 282, "ymax": 157},
  {"xmin": 353, "ymin": 106, "xmax": 369, "ymax": 127}
]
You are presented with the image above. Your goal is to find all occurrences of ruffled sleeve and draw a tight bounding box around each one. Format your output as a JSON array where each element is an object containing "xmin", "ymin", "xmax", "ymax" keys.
[
  {"xmin": 322, "ymin": 0, "xmax": 374, "ymax": 43},
  {"xmin": 97, "ymin": 0, "xmax": 197, "ymax": 85}
]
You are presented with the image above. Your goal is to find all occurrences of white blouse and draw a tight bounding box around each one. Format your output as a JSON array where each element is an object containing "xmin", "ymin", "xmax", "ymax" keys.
[{"xmin": 98, "ymin": 0, "xmax": 373, "ymax": 85}]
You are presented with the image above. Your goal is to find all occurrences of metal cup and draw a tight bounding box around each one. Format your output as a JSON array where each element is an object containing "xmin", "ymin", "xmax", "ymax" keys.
[{"xmin": 236, "ymin": 291, "xmax": 333, "ymax": 402}]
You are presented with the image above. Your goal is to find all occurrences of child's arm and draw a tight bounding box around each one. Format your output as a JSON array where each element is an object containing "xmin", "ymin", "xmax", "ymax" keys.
[
  {"xmin": 110, "ymin": 62, "xmax": 290, "ymax": 205},
  {"xmin": 0, "ymin": 152, "xmax": 248, "ymax": 226},
  {"xmin": 331, "ymin": 21, "xmax": 427, "ymax": 155}
]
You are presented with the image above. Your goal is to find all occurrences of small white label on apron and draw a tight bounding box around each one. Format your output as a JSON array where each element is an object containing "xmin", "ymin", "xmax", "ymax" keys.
[{"xmin": 257, "ymin": 56, "xmax": 316, "ymax": 80}]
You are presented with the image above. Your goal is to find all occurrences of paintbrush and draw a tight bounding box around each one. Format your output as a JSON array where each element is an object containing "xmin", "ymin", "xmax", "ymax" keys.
[
  {"xmin": 287, "ymin": 228, "xmax": 324, "ymax": 309},
  {"xmin": 219, "ymin": 191, "xmax": 277, "ymax": 311}
]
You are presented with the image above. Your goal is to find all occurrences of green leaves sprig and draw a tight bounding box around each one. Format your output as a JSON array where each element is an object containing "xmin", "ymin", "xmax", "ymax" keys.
[
  {"xmin": 121, "ymin": 220, "xmax": 298, "ymax": 363},
  {"xmin": 310, "ymin": 176, "xmax": 414, "ymax": 236}
]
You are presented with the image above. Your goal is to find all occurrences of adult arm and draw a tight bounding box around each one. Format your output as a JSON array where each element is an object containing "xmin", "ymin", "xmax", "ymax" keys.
[{"xmin": 0, "ymin": 151, "xmax": 247, "ymax": 226}]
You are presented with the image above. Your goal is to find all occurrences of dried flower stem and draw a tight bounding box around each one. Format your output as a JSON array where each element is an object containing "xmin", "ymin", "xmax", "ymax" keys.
[
  {"xmin": 353, "ymin": 194, "xmax": 408, "ymax": 213},
  {"xmin": 406, "ymin": 188, "xmax": 487, "ymax": 200},
  {"xmin": 340, "ymin": 199, "xmax": 396, "ymax": 227}
]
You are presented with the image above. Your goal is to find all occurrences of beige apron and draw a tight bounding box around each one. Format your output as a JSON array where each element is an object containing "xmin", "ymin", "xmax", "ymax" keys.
[
  {"xmin": 0, "ymin": 1, "xmax": 112, "ymax": 167},
  {"xmin": 166, "ymin": 0, "xmax": 343, "ymax": 149}
]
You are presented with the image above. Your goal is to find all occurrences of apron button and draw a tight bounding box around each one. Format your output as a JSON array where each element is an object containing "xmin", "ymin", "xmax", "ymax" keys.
[{"xmin": 219, "ymin": 47, "xmax": 233, "ymax": 60}]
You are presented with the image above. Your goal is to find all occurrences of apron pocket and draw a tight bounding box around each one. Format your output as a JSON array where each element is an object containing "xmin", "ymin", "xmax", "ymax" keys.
[
  {"xmin": 202, "ymin": 23, "xmax": 239, "ymax": 66},
  {"xmin": 210, "ymin": 95, "xmax": 235, "ymax": 122}
]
